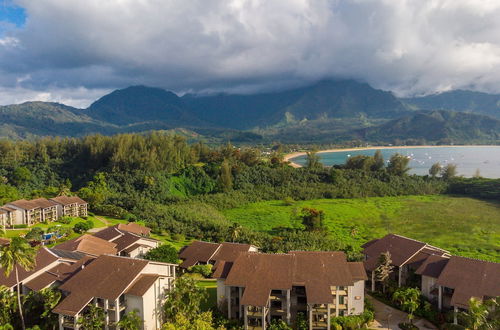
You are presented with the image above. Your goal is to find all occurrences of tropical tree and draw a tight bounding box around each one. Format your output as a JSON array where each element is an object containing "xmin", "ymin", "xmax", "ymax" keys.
[
  {"xmin": 268, "ymin": 319, "xmax": 292, "ymax": 329},
  {"xmin": 229, "ymin": 222, "xmax": 242, "ymax": 242},
  {"xmin": 76, "ymin": 305, "xmax": 105, "ymax": 329},
  {"xmin": 117, "ymin": 309, "xmax": 143, "ymax": 330},
  {"xmin": 162, "ymin": 311, "xmax": 216, "ymax": 330},
  {"xmin": 429, "ymin": 162, "xmax": 441, "ymax": 177},
  {"xmin": 374, "ymin": 251, "xmax": 394, "ymax": 293},
  {"xmin": 459, "ymin": 297, "xmax": 497, "ymax": 330},
  {"xmin": 0, "ymin": 285, "xmax": 17, "ymax": 326},
  {"xmin": 372, "ymin": 150, "xmax": 385, "ymax": 171},
  {"xmin": 219, "ymin": 159, "xmax": 233, "ymax": 192},
  {"xmin": 387, "ymin": 154, "xmax": 411, "ymax": 176},
  {"xmin": 305, "ymin": 150, "xmax": 322, "ymax": 170},
  {"xmin": 299, "ymin": 207, "xmax": 325, "ymax": 231},
  {"xmin": 392, "ymin": 287, "xmax": 421, "ymax": 324},
  {"xmin": 0, "ymin": 237, "xmax": 37, "ymax": 330},
  {"xmin": 441, "ymin": 163, "xmax": 458, "ymax": 180},
  {"xmin": 163, "ymin": 276, "xmax": 208, "ymax": 322},
  {"xmin": 143, "ymin": 245, "xmax": 178, "ymax": 263},
  {"xmin": 23, "ymin": 288, "xmax": 61, "ymax": 329}
]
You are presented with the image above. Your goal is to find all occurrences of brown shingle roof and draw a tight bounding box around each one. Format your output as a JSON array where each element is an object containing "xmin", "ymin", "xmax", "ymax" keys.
[
  {"xmin": 24, "ymin": 256, "xmax": 95, "ymax": 291},
  {"xmin": 49, "ymin": 196, "xmax": 87, "ymax": 206},
  {"xmin": 7, "ymin": 199, "xmax": 39, "ymax": 210},
  {"xmin": 0, "ymin": 247, "xmax": 59, "ymax": 288},
  {"xmin": 348, "ymin": 262, "xmax": 369, "ymax": 281},
  {"xmin": 30, "ymin": 198, "xmax": 58, "ymax": 209},
  {"xmin": 0, "ymin": 238, "xmax": 10, "ymax": 246},
  {"xmin": 53, "ymin": 255, "xmax": 149, "ymax": 316},
  {"xmin": 179, "ymin": 241, "xmax": 221, "ymax": 268},
  {"xmin": 436, "ymin": 256, "xmax": 500, "ymax": 309},
  {"xmin": 415, "ymin": 255, "xmax": 450, "ymax": 278},
  {"xmin": 93, "ymin": 226, "xmax": 123, "ymax": 241},
  {"xmin": 54, "ymin": 235, "xmax": 117, "ymax": 256},
  {"xmin": 224, "ymin": 251, "xmax": 363, "ymax": 306},
  {"xmin": 0, "ymin": 206, "xmax": 16, "ymax": 212},
  {"xmin": 113, "ymin": 232, "xmax": 141, "ymax": 252},
  {"xmin": 179, "ymin": 241, "xmax": 256, "ymax": 269},
  {"xmin": 115, "ymin": 223, "xmax": 151, "ymax": 236},
  {"xmin": 125, "ymin": 274, "xmax": 159, "ymax": 296},
  {"xmin": 363, "ymin": 234, "xmax": 428, "ymax": 270}
]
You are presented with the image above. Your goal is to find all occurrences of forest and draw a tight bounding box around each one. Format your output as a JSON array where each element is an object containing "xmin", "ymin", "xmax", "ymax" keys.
[{"xmin": 1, "ymin": 132, "xmax": 497, "ymax": 260}]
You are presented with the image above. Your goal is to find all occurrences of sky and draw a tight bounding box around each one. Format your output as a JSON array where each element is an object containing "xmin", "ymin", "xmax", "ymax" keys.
[{"xmin": 1, "ymin": 0, "xmax": 500, "ymax": 108}]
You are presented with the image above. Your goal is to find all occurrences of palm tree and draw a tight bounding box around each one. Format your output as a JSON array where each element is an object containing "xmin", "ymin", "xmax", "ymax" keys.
[
  {"xmin": 374, "ymin": 251, "xmax": 394, "ymax": 293},
  {"xmin": 460, "ymin": 297, "xmax": 492, "ymax": 330},
  {"xmin": 229, "ymin": 223, "xmax": 242, "ymax": 242},
  {"xmin": 0, "ymin": 237, "xmax": 37, "ymax": 330},
  {"xmin": 392, "ymin": 287, "xmax": 420, "ymax": 324}
]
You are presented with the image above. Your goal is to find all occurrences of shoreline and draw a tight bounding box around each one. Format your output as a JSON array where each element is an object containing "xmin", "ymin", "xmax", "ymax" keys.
[{"xmin": 283, "ymin": 145, "xmax": 498, "ymax": 168}]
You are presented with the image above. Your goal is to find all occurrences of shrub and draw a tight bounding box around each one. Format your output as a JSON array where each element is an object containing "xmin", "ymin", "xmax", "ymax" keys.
[
  {"xmin": 124, "ymin": 213, "xmax": 138, "ymax": 222},
  {"xmin": 172, "ymin": 233, "xmax": 185, "ymax": 242},
  {"xmin": 25, "ymin": 227, "xmax": 45, "ymax": 241},
  {"xmin": 58, "ymin": 216, "xmax": 72, "ymax": 224},
  {"xmin": 398, "ymin": 322, "xmax": 419, "ymax": 330},
  {"xmin": 143, "ymin": 245, "xmax": 179, "ymax": 263},
  {"xmin": 13, "ymin": 224, "xmax": 28, "ymax": 229},
  {"xmin": 73, "ymin": 220, "xmax": 93, "ymax": 234},
  {"xmin": 188, "ymin": 264, "xmax": 213, "ymax": 278}
]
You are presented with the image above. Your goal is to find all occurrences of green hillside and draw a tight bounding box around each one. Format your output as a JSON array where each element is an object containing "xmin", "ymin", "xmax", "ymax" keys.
[
  {"xmin": 223, "ymin": 195, "xmax": 500, "ymax": 262},
  {"xmin": 403, "ymin": 90, "xmax": 500, "ymax": 119}
]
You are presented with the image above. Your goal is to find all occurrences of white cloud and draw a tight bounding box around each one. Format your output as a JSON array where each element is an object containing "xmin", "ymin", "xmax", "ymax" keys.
[{"xmin": 0, "ymin": 0, "xmax": 500, "ymax": 104}]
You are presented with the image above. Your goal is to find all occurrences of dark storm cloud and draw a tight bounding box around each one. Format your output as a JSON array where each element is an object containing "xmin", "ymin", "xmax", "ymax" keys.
[{"xmin": 1, "ymin": 0, "xmax": 500, "ymax": 106}]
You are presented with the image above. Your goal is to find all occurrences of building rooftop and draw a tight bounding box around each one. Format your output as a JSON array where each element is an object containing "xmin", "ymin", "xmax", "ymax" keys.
[
  {"xmin": 49, "ymin": 195, "xmax": 87, "ymax": 206},
  {"xmin": 115, "ymin": 223, "xmax": 151, "ymax": 236},
  {"xmin": 179, "ymin": 240, "xmax": 256, "ymax": 269},
  {"xmin": 224, "ymin": 251, "xmax": 367, "ymax": 306},
  {"xmin": 53, "ymin": 255, "xmax": 149, "ymax": 316},
  {"xmin": 436, "ymin": 256, "xmax": 500, "ymax": 309},
  {"xmin": 363, "ymin": 234, "xmax": 448, "ymax": 270},
  {"xmin": 54, "ymin": 234, "xmax": 117, "ymax": 256},
  {"xmin": 0, "ymin": 247, "xmax": 59, "ymax": 288}
]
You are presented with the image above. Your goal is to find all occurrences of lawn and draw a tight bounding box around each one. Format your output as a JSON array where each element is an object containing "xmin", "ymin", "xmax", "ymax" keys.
[
  {"xmin": 223, "ymin": 195, "xmax": 500, "ymax": 262},
  {"xmin": 197, "ymin": 279, "xmax": 218, "ymax": 311}
]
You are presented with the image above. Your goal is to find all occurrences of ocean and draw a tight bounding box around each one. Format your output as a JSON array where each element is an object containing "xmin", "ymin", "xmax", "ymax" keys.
[{"xmin": 290, "ymin": 146, "xmax": 500, "ymax": 178}]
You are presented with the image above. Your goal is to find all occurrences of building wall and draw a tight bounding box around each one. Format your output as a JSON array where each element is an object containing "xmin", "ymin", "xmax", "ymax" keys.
[
  {"xmin": 347, "ymin": 280, "xmax": 365, "ymax": 315},
  {"xmin": 125, "ymin": 294, "xmax": 145, "ymax": 327},
  {"xmin": 142, "ymin": 262, "xmax": 176, "ymax": 278},
  {"xmin": 5, "ymin": 205, "xmax": 26, "ymax": 225},
  {"xmin": 216, "ymin": 279, "xmax": 227, "ymax": 308},
  {"xmin": 421, "ymin": 275, "xmax": 436, "ymax": 299}
]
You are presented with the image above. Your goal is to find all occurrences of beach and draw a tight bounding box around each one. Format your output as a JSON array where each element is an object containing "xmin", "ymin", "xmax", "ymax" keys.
[{"xmin": 283, "ymin": 145, "xmax": 495, "ymax": 168}]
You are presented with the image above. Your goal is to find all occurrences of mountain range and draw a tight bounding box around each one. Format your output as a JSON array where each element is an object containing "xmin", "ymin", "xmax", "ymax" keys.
[{"xmin": 1, "ymin": 80, "xmax": 500, "ymax": 144}]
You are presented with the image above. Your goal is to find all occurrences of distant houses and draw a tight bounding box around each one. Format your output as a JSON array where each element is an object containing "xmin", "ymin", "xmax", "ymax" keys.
[
  {"xmin": 0, "ymin": 223, "xmax": 175, "ymax": 330},
  {"xmin": 54, "ymin": 223, "xmax": 159, "ymax": 258},
  {"xmin": 0, "ymin": 195, "xmax": 88, "ymax": 228},
  {"xmin": 362, "ymin": 233, "xmax": 500, "ymax": 323},
  {"xmin": 179, "ymin": 241, "xmax": 368, "ymax": 330}
]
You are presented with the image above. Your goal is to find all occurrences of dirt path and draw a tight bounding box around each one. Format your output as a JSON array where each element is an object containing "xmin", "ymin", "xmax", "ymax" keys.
[
  {"xmin": 87, "ymin": 216, "xmax": 111, "ymax": 233},
  {"xmin": 367, "ymin": 295, "xmax": 437, "ymax": 330}
]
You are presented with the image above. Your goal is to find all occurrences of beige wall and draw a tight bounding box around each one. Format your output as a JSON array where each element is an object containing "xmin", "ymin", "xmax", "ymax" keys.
[
  {"xmin": 142, "ymin": 262, "xmax": 176, "ymax": 278},
  {"xmin": 216, "ymin": 279, "xmax": 227, "ymax": 308},
  {"xmin": 421, "ymin": 275, "xmax": 436, "ymax": 299},
  {"xmin": 347, "ymin": 280, "xmax": 365, "ymax": 315}
]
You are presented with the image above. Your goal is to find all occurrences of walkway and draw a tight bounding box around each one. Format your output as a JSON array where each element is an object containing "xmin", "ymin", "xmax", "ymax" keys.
[
  {"xmin": 87, "ymin": 216, "xmax": 111, "ymax": 233},
  {"xmin": 367, "ymin": 295, "xmax": 437, "ymax": 330}
]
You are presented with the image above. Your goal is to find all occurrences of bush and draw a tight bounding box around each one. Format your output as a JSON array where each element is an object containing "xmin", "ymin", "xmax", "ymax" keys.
[
  {"xmin": 124, "ymin": 213, "xmax": 138, "ymax": 222},
  {"xmin": 188, "ymin": 264, "xmax": 213, "ymax": 278},
  {"xmin": 73, "ymin": 220, "xmax": 94, "ymax": 234},
  {"xmin": 143, "ymin": 245, "xmax": 179, "ymax": 263},
  {"xmin": 398, "ymin": 322, "xmax": 419, "ymax": 330},
  {"xmin": 58, "ymin": 216, "xmax": 72, "ymax": 224},
  {"xmin": 13, "ymin": 224, "xmax": 28, "ymax": 229},
  {"xmin": 25, "ymin": 227, "xmax": 44, "ymax": 241},
  {"xmin": 172, "ymin": 233, "xmax": 185, "ymax": 242},
  {"xmin": 93, "ymin": 204, "xmax": 128, "ymax": 218}
]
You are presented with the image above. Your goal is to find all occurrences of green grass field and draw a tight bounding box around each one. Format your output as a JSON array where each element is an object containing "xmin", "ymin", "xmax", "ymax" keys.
[
  {"xmin": 223, "ymin": 195, "xmax": 500, "ymax": 262},
  {"xmin": 197, "ymin": 279, "xmax": 217, "ymax": 311}
]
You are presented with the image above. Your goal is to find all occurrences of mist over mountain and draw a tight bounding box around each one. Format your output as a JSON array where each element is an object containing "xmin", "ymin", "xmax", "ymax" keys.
[{"xmin": 0, "ymin": 79, "xmax": 499, "ymax": 144}]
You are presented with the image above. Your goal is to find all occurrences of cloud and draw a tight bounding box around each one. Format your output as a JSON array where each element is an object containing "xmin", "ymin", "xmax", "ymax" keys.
[{"xmin": 1, "ymin": 0, "xmax": 500, "ymax": 106}]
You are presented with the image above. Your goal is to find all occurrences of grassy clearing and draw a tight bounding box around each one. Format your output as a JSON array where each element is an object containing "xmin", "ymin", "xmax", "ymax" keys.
[
  {"xmin": 223, "ymin": 195, "xmax": 500, "ymax": 262},
  {"xmin": 197, "ymin": 279, "xmax": 218, "ymax": 311}
]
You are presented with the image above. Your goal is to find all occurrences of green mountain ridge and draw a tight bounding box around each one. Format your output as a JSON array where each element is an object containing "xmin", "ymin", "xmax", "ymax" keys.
[{"xmin": 0, "ymin": 81, "xmax": 500, "ymax": 144}]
